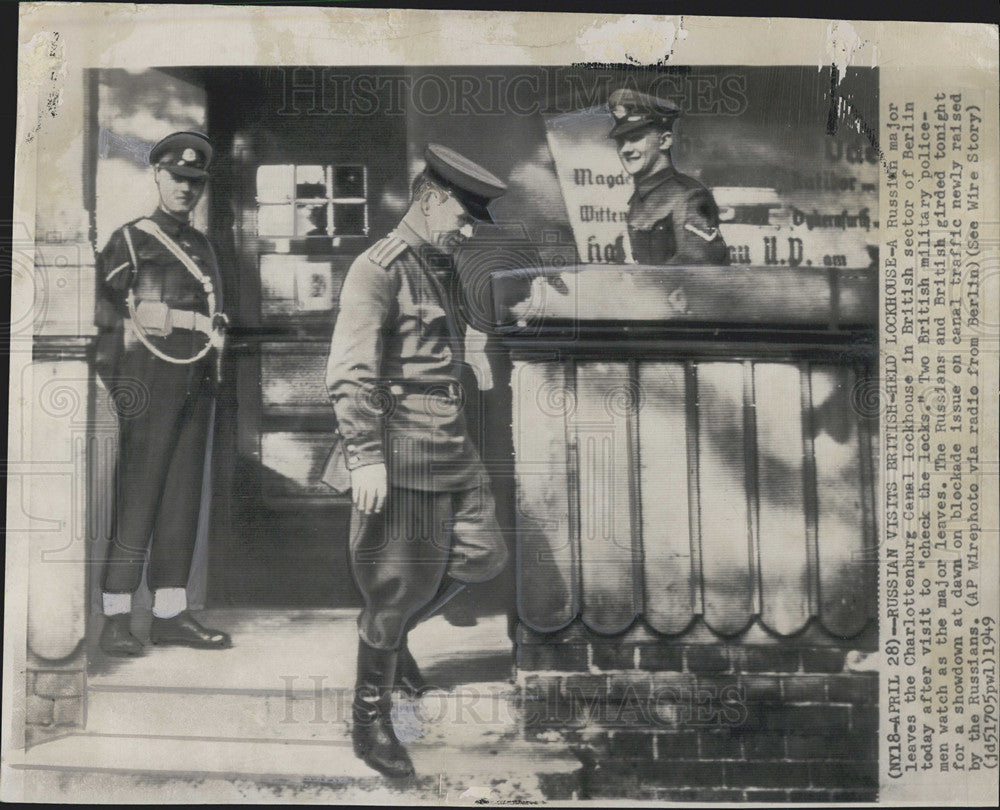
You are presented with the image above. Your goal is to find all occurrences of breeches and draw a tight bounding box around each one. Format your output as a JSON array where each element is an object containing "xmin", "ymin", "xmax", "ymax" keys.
[{"xmin": 349, "ymin": 480, "xmax": 508, "ymax": 650}]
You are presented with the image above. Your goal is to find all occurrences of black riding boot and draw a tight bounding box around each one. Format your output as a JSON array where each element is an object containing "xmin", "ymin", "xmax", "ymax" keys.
[
  {"xmin": 418, "ymin": 576, "xmax": 467, "ymax": 622},
  {"xmin": 352, "ymin": 640, "xmax": 415, "ymax": 779},
  {"xmin": 395, "ymin": 638, "xmax": 428, "ymax": 697}
]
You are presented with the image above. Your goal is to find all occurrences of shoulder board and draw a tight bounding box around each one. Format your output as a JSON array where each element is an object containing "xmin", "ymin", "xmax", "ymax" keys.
[
  {"xmin": 677, "ymin": 174, "xmax": 710, "ymax": 194},
  {"xmin": 366, "ymin": 235, "xmax": 409, "ymax": 269}
]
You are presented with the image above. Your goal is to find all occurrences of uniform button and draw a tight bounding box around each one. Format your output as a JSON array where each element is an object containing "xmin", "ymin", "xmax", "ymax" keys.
[{"xmin": 351, "ymin": 456, "xmax": 360, "ymax": 463}]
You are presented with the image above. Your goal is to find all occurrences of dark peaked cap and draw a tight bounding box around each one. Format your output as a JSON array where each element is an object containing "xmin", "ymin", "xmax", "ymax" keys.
[
  {"xmin": 423, "ymin": 143, "xmax": 507, "ymax": 223},
  {"xmin": 149, "ymin": 131, "xmax": 213, "ymax": 178},
  {"xmin": 607, "ymin": 89, "xmax": 682, "ymax": 139}
]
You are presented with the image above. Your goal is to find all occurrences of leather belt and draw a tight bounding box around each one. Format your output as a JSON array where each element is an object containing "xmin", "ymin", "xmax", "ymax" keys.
[
  {"xmin": 388, "ymin": 380, "xmax": 462, "ymax": 400},
  {"xmin": 127, "ymin": 302, "xmax": 213, "ymax": 337},
  {"xmin": 169, "ymin": 309, "xmax": 213, "ymax": 335}
]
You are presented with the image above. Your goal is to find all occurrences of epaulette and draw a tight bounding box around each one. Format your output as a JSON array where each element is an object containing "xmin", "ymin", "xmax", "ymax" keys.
[
  {"xmin": 677, "ymin": 173, "xmax": 710, "ymax": 193},
  {"xmin": 367, "ymin": 234, "xmax": 409, "ymax": 269}
]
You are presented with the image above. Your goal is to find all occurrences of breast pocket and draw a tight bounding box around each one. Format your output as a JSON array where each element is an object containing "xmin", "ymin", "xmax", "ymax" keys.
[{"xmin": 649, "ymin": 215, "xmax": 677, "ymax": 262}]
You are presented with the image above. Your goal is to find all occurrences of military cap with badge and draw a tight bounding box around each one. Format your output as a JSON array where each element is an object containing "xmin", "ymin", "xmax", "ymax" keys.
[
  {"xmin": 607, "ymin": 88, "xmax": 682, "ymax": 139},
  {"xmin": 149, "ymin": 130, "xmax": 213, "ymax": 178}
]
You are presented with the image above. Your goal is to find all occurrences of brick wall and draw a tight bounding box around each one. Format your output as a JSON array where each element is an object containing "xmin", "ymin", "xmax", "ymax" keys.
[
  {"xmin": 25, "ymin": 661, "xmax": 86, "ymax": 747},
  {"xmin": 516, "ymin": 624, "xmax": 877, "ymax": 802}
]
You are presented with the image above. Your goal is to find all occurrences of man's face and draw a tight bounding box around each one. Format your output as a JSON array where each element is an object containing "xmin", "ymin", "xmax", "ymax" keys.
[
  {"xmin": 615, "ymin": 126, "xmax": 671, "ymax": 176},
  {"xmin": 422, "ymin": 187, "xmax": 475, "ymax": 254},
  {"xmin": 155, "ymin": 168, "xmax": 206, "ymax": 216}
]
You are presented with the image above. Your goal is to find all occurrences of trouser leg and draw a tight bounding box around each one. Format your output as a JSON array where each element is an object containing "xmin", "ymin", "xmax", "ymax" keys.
[
  {"xmin": 349, "ymin": 487, "xmax": 450, "ymax": 651},
  {"xmin": 349, "ymin": 481, "xmax": 509, "ymax": 649},
  {"xmin": 444, "ymin": 480, "xmax": 509, "ymax": 584},
  {"xmin": 102, "ymin": 366, "xmax": 187, "ymax": 594},
  {"xmin": 147, "ymin": 391, "xmax": 213, "ymax": 590}
]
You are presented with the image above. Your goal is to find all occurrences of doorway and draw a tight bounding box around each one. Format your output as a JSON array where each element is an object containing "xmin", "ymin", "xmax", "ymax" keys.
[{"xmin": 203, "ymin": 68, "xmax": 410, "ymax": 606}]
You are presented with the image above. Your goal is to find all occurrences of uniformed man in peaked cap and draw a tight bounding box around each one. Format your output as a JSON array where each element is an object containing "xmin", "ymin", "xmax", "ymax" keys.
[
  {"xmin": 94, "ymin": 130, "xmax": 231, "ymax": 656},
  {"xmin": 608, "ymin": 88, "xmax": 729, "ymax": 266},
  {"xmin": 325, "ymin": 144, "xmax": 510, "ymax": 779}
]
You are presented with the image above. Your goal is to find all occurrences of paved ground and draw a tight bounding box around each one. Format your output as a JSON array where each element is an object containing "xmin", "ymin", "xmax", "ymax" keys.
[
  {"xmin": 6, "ymin": 609, "xmax": 582, "ymax": 804},
  {"xmin": 87, "ymin": 608, "xmax": 516, "ymax": 692}
]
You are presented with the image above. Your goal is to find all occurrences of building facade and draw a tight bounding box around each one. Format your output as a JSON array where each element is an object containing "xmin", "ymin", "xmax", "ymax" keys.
[{"xmin": 14, "ymin": 64, "xmax": 878, "ymax": 799}]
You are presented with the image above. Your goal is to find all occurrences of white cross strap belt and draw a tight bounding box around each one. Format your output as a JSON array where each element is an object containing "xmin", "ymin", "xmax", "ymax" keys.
[
  {"xmin": 131, "ymin": 218, "xmax": 216, "ymax": 296},
  {"xmin": 122, "ymin": 218, "xmax": 222, "ymax": 365}
]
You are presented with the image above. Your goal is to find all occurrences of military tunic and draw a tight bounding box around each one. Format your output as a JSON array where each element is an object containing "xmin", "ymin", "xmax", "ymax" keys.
[
  {"xmin": 326, "ymin": 220, "xmax": 508, "ymax": 650},
  {"xmin": 96, "ymin": 206, "xmax": 224, "ymax": 594},
  {"xmin": 627, "ymin": 166, "xmax": 729, "ymax": 266},
  {"xmin": 326, "ymin": 220, "xmax": 486, "ymax": 492}
]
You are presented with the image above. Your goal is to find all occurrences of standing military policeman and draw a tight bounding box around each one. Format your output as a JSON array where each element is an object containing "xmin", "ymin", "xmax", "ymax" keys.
[
  {"xmin": 95, "ymin": 131, "xmax": 231, "ymax": 656},
  {"xmin": 608, "ymin": 88, "xmax": 729, "ymax": 266},
  {"xmin": 325, "ymin": 144, "xmax": 510, "ymax": 779}
]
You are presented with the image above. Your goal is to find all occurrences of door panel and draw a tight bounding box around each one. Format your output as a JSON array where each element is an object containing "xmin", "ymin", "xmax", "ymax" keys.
[{"xmin": 206, "ymin": 76, "xmax": 409, "ymax": 606}]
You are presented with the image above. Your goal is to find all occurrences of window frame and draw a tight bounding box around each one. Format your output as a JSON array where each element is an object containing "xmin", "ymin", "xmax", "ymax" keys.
[{"xmin": 255, "ymin": 163, "xmax": 369, "ymax": 239}]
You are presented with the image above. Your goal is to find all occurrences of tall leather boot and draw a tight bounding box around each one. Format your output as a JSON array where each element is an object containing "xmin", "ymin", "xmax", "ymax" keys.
[
  {"xmin": 352, "ymin": 640, "xmax": 415, "ymax": 779},
  {"xmin": 418, "ymin": 576, "xmax": 467, "ymax": 623},
  {"xmin": 395, "ymin": 638, "xmax": 428, "ymax": 697}
]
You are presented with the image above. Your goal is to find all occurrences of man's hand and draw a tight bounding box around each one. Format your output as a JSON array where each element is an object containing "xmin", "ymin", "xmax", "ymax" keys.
[{"xmin": 351, "ymin": 462, "xmax": 387, "ymax": 514}]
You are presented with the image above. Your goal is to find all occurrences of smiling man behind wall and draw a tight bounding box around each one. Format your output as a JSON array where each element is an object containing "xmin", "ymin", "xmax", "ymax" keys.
[{"xmin": 609, "ymin": 88, "xmax": 729, "ymax": 266}]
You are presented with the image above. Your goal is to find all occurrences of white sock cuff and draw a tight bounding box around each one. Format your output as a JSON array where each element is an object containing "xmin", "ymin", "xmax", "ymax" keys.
[
  {"xmin": 152, "ymin": 587, "xmax": 187, "ymax": 619},
  {"xmin": 102, "ymin": 592, "xmax": 132, "ymax": 616}
]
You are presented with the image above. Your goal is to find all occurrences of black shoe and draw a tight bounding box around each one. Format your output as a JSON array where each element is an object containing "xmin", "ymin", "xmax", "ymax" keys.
[
  {"xmin": 395, "ymin": 643, "xmax": 427, "ymax": 697},
  {"xmin": 352, "ymin": 641, "xmax": 415, "ymax": 779},
  {"xmin": 99, "ymin": 614, "xmax": 143, "ymax": 657},
  {"xmin": 150, "ymin": 610, "xmax": 231, "ymax": 649}
]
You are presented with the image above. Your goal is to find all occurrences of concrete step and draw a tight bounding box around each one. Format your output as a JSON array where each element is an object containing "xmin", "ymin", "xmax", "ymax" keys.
[
  {"xmin": 65, "ymin": 682, "xmax": 582, "ymax": 802},
  {"xmin": 8, "ymin": 728, "xmax": 582, "ymax": 803},
  {"xmin": 85, "ymin": 682, "xmax": 525, "ymax": 747},
  {"xmin": 11, "ymin": 611, "xmax": 580, "ymax": 802},
  {"xmin": 86, "ymin": 611, "xmax": 515, "ymax": 696}
]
